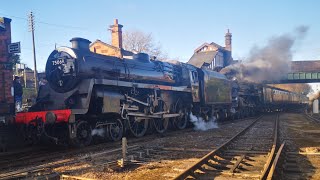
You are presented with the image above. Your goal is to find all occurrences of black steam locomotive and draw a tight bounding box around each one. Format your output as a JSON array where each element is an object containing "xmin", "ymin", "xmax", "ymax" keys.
[{"xmin": 15, "ymin": 38, "xmax": 307, "ymax": 147}]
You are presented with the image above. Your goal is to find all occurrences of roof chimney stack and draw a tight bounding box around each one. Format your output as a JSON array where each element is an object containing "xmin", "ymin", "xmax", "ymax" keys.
[
  {"xmin": 110, "ymin": 19, "xmax": 123, "ymax": 49},
  {"xmin": 225, "ymin": 29, "xmax": 233, "ymax": 66},
  {"xmin": 225, "ymin": 29, "xmax": 232, "ymax": 52}
]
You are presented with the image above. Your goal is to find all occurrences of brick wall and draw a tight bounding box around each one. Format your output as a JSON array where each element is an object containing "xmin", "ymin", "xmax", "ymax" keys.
[
  {"xmin": 290, "ymin": 61, "xmax": 320, "ymax": 72},
  {"xmin": 89, "ymin": 19, "xmax": 124, "ymax": 58},
  {"xmin": 111, "ymin": 19, "xmax": 123, "ymax": 49},
  {"xmin": 0, "ymin": 17, "xmax": 14, "ymax": 115},
  {"xmin": 90, "ymin": 41, "xmax": 122, "ymax": 58}
]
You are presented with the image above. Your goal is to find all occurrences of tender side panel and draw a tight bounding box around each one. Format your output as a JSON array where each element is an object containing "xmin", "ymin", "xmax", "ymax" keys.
[{"xmin": 202, "ymin": 70, "xmax": 232, "ymax": 105}]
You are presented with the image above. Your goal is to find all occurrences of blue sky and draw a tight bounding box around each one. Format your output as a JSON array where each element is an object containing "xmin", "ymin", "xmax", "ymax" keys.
[{"xmin": 1, "ymin": 0, "xmax": 319, "ymax": 72}]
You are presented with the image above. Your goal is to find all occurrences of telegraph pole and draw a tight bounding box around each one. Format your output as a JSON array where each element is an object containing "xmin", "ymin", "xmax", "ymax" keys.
[{"xmin": 28, "ymin": 11, "xmax": 38, "ymax": 94}]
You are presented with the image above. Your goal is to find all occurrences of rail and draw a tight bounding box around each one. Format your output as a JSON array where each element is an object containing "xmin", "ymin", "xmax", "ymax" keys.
[
  {"xmin": 173, "ymin": 114, "xmax": 278, "ymax": 180},
  {"xmin": 260, "ymin": 114, "xmax": 279, "ymax": 179},
  {"xmin": 305, "ymin": 113, "xmax": 320, "ymax": 123},
  {"xmin": 173, "ymin": 115, "xmax": 262, "ymax": 180},
  {"xmin": 266, "ymin": 141, "xmax": 286, "ymax": 180},
  {"xmin": 0, "ymin": 145, "xmax": 140, "ymax": 179}
]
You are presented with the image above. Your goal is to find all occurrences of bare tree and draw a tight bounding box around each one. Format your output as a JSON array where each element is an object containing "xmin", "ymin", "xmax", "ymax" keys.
[{"xmin": 122, "ymin": 30, "xmax": 167, "ymax": 60}]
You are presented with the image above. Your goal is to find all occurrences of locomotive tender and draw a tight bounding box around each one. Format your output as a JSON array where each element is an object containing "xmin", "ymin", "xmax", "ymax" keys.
[{"xmin": 15, "ymin": 38, "xmax": 307, "ymax": 147}]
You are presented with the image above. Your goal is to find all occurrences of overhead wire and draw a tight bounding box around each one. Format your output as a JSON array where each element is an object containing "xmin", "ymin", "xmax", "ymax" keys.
[
  {"xmin": 0, "ymin": 11, "xmax": 107, "ymax": 69},
  {"xmin": 0, "ymin": 12, "xmax": 90, "ymax": 31}
]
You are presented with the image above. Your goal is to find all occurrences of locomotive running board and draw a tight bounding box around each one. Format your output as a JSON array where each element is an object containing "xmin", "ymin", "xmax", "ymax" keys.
[
  {"xmin": 127, "ymin": 112, "xmax": 180, "ymax": 119},
  {"xmin": 94, "ymin": 79, "xmax": 192, "ymax": 92}
]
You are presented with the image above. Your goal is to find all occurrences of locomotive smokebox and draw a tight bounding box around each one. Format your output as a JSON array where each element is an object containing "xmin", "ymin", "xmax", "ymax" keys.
[{"xmin": 70, "ymin": 37, "xmax": 91, "ymax": 51}]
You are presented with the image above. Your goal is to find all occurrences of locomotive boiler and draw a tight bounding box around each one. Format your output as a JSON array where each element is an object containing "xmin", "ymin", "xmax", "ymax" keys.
[{"xmin": 46, "ymin": 38, "xmax": 182, "ymax": 93}]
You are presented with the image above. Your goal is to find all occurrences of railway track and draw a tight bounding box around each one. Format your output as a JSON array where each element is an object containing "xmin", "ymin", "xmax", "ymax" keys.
[
  {"xmin": 0, "ymin": 115, "xmax": 255, "ymax": 173},
  {"xmin": 272, "ymin": 113, "xmax": 320, "ymax": 179},
  {"xmin": 173, "ymin": 114, "xmax": 278, "ymax": 180},
  {"xmin": 0, "ymin": 123, "xmax": 214, "ymax": 179},
  {"xmin": 0, "ymin": 115, "xmax": 259, "ymax": 179},
  {"xmin": 0, "ymin": 142, "xmax": 143, "ymax": 179},
  {"xmin": 305, "ymin": 113, "xmax": 320, "ymax": 123}
]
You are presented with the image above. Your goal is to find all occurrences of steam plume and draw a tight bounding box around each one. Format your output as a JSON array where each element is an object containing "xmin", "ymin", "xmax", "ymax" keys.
[
  {"xmin": 189, "ymin": 112, "xmax": 218, "ymax": 131},
  {"xmin": 92, "ymin": 128, "xmax": 105, "ymax": 137},
  {"xmin": 221, "ymin": 26, "xmax": 309, "ymax": 83}
]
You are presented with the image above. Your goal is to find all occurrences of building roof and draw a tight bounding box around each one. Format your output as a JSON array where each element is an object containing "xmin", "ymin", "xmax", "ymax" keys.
[
  {"xmin": 193, "ymin": 42, "xmax": 225, "ymax": 53},
  {"xmin": 90, "ymin": 39, "xmax": 134, "ymax": 57},
  {"xmin": 90, "ymin": 39, "xmax": 119, "ymax": 50},
  {"xmin": 187, "ymin": 51, "xmax": 218, "ymax": 68},
  {"xmin": 194, "ymin": 43, "xmax": 211, "ymax": 53},
  {"xmin": 210, "ymin": 42, "xmax": 224, "ymax": 49}
]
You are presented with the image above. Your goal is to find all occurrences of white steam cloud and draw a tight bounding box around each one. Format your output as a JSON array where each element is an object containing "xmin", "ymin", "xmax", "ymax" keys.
[
  {"xmin": 189, "ymin": 112, "xmax": 218, "ymax": 131},
  {"xmin": 91, "ymin": 128, "xmax": 105, "ymax": 137}
]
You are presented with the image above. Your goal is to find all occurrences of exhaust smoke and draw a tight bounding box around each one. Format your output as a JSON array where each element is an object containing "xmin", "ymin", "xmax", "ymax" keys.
[{"xmin": 221, "ymin": 26, "xmax": 309, "ymax": 83}]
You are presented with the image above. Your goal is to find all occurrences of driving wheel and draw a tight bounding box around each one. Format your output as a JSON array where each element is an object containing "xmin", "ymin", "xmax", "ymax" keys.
[
  {"xmin": 70, "ymin": 120, "xmax": 92, "ymax": 147},
  {"xmin": 128, "ymin": 116, "xmax": 148, "ymax": 137},
  {"xmin": 108, "ymin": 118, "xmax": 124, "ymax": 141}
]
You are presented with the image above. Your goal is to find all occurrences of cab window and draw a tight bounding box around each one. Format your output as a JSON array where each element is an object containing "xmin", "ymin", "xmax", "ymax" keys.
[{"xmin": 192, "ymin": 71, "xmax": 198, "ymax": 83}]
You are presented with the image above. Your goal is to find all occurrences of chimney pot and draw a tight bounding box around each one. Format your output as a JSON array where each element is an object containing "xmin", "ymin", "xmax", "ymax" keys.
[
  {"xmin": 225, "ymin": 29, "xmax": 232, "ymax": 51},
  {"xmin": 110, "ymin": 19, "xmax": 123, "ymax": 49}
]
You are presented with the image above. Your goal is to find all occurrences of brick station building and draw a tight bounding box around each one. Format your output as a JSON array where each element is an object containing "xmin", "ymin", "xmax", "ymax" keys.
[
  {"xmin": 0, "ymin": 17, "xmax": 14, "ymax": 116},
  {"xmin": 188, "ymin": 30, "xmax": 233, "ymax": 72}
]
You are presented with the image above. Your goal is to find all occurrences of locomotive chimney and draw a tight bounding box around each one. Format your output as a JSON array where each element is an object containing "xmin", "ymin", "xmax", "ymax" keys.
[
  {"xmin": 70, "ymin": 37, "xmax": 91, "ymax": 51},
  {"xmin": 110, "ymin": 19, "xmax": 123, "ymax": 49},
  {"xmin": 133, "ymin": 53, "xmax": 150, "ymax": 63}
]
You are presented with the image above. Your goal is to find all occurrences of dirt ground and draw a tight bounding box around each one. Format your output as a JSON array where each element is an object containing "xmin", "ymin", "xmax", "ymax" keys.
[
  {"xmin": 55, "ymin": 113, "xmax": 320, "ymax": 180},
  {"xmin": 278, "ymin": 113, "xmax": 320, "ymax": 180},
  {"xmin": 53, "ymin": 118, "xmax": 256, "ymax": 180},
  {"xmin": 6, "ymin": 113, "xmax": 320, "ymax": 180}
]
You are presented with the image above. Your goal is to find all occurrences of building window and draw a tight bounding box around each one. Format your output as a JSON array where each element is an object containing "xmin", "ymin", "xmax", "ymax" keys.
[
  {"xmin": 214, "ymin": 53, "xmax": 224, "ymax": 67},
  {"xmin": 200, "ymin": 46, "xmax": 208, "ymax": 52},
  {"xmin": 211, "ymin": 60, "xmax": 214, "ymax": 70}
]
